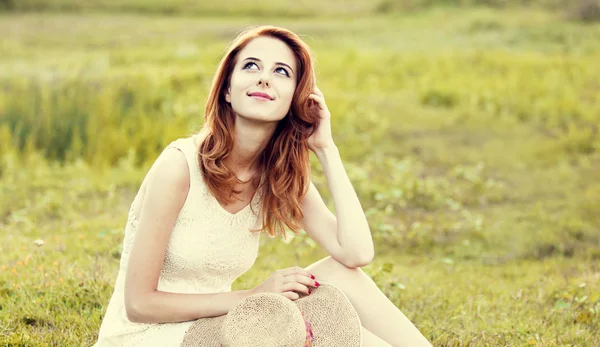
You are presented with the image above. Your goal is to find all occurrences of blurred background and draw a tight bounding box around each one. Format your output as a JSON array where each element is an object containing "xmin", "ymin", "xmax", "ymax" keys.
[{"xmin": 1, "ymin": 0, "xmax": 599, "ymax": 345}]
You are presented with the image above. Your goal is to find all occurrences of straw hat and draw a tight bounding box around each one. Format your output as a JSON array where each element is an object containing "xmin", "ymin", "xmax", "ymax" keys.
[{"xmin": 181, "ymin": 283, "xmax": 363, "ymax": 347}]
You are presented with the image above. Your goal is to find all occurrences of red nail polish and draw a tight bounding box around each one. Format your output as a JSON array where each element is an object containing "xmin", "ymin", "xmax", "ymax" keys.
[
  {"xmin": 311, "ymin": 274, "xmax": 315, "ymax": 280},
  {"xmin": 315, "ymin": 281, "xmax": 320, "ymax": 287},
  {"xmin": 308, "ymin": 288, "xmax": 311, "ymax": 294}
]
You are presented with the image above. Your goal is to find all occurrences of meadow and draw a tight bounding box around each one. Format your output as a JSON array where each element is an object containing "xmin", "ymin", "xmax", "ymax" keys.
[{"xmin": 1, "ymin": 1, "xmax": 600, "ymax": 346}]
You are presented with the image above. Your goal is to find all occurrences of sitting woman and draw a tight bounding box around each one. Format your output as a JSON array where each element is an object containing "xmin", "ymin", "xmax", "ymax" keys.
[{"xmin": 93, "ymin": 25, "xmax": 432, "ymax": 347}]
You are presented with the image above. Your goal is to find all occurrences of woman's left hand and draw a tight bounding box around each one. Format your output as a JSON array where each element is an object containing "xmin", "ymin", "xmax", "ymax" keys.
[{"xmin": 307, "ymin": 85, "xmax": 335, "ymax": 153}]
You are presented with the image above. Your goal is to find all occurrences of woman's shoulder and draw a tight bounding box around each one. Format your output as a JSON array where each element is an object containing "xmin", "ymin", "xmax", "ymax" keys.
[
  {"xmin": 146, "ymin": 146, "xmax": 190, "ymax": 188},
  {"xmin": 163, "ymin": 134, "xmax": 200, "ymax": 157},
  {"xmin": 131, "ymin": 146, "xmax": 191, "ymax": 221}
]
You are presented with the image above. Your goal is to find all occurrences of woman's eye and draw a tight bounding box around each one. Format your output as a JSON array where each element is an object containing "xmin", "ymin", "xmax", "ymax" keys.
[
  {"xmin": 275, "ymin": 67, "xmax": 290, "ymax": 77},
  {"xmin": 242, "ymin": 62, "xmax": 289, "ymax": 77},
  {"xmin": 242, "ymin": 62, "xmax": 258, "ymax": 70}
]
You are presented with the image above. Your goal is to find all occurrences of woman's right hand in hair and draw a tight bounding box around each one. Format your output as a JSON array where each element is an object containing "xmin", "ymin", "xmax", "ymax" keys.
[{"xmin": 250, "ymin": 266, "xmax": 319, "ymax": 300}]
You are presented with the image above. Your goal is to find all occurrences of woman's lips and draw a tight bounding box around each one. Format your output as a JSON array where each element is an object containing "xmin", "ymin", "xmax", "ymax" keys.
[{"xmin": 249, "ymin": 95, "xmax": 272, "ymax": 101}]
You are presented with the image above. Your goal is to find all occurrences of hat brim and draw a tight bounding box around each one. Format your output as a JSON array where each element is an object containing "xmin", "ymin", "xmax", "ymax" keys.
[
  {"xmin": 296, "ymin": 282, "xmax": 363, "ymax": 347},
  {"xmin": 181, "ymin": 314, "xmax": 226, "ymax": 347},
  {"xmin": 182, "ymin": 283, "xmax": 363, "ymax": 347}
]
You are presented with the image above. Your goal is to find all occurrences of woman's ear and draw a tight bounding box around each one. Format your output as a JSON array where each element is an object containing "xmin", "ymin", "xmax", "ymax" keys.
[{"xmin": 224, "ymin": 85, "xmax": 231, "ymax": 103}]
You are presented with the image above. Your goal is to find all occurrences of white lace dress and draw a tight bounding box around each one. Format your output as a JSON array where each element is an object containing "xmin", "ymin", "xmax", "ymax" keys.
[{"xmin": 93, "ymin": 136, "xmax": 264, "ymax": 347}]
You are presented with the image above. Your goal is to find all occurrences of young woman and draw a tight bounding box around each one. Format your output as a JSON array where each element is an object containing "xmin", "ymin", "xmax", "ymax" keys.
[{"xmin": 94, "ymin": 25, "xmax": 432, "ymax": 347}]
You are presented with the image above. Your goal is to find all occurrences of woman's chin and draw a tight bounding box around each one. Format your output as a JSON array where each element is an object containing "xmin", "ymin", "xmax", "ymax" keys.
[{"xmin": 236, "ymin": 113, "xmax": 285, "ymax": 123}]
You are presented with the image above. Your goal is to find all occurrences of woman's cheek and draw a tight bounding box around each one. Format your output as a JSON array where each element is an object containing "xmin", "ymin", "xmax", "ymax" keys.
[{"xmin": 283, "ymin": 85, "xmax": 296, "ymax": 104}]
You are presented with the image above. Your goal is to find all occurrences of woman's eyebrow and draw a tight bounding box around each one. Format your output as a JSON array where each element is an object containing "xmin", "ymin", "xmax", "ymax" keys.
[{"xmin": 242, "ymin": 57, "xmax": 294, "ymax": 73}]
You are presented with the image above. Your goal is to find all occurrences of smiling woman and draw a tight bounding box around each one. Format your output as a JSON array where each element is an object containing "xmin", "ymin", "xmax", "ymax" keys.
[
  {"xmin": 92, "ymin": 25, "xmax": 432, "ymax": 346},
  {"xmin": 224, "ymin": 37, "xmax": 299, "ymax": 133}
]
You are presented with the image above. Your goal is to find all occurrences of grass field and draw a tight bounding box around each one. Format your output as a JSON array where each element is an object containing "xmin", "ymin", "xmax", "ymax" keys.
[{"xmin": 1, "ymin": 3, "xmax": 600, "ymax": 346}]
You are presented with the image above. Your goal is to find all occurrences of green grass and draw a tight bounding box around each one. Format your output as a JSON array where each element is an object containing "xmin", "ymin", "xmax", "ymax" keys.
[
  {"xmin": 1, "ymin": 5, "xmax": 600, "ymax": 346},
  {"xmin": 0, "ymin": 0, "xmax": 580, "ymax": 17}
]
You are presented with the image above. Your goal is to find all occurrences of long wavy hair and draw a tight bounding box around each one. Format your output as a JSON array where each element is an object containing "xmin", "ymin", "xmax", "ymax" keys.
[{"xmin": 196, "ymin": 25, "xmax": 320, "ymax": 239}]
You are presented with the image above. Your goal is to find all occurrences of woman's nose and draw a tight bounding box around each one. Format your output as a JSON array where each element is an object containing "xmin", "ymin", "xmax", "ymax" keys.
[{"xmin": 257, "ymin": 75, "xmax": 270, "ymax": 87}]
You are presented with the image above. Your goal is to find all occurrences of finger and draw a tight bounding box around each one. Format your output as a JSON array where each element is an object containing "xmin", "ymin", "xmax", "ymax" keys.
[
  {"xmin": 282, "ymin": 281, "xmax": 310, "ymax": 295},
  {"xmin": 284, "ymin": 274, "xmax": 317, "ymax": 288},
  {"xmin": 308, "ymin": 94, "xmax": 326, "ymax": 110},
  {"xmin": 282, "ymin": 291, "xmax": 300, "ymax": 301},
  {"xmin": 314, "ymin": 86, "xmax": 323, "ymax": 97},
  {"xmin": 294, "ymin": 266, "xmax": 315, "ymax": 279},
  {"xmin": 281, "ymin": 266, "xmax": 314, "ymax": 279},
  {"xmin": 308, "ymin": 93, "xmax": 324, "ymax": 102},
  {"xmin": 282, "ymin": 284, "xmax": 310, "ymax": 296}
]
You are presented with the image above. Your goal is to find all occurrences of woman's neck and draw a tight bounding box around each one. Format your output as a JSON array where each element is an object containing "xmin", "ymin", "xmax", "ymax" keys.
[
  {"xmin": 196, "ymin": 118, "xmax": 276, "ymax": 180},
  {"xmin": 229, "ymin": 118, "xmax": 277, "ymax": 176}
]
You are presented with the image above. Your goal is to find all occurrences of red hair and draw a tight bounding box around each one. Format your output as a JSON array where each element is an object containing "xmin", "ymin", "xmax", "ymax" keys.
[{"xmin": 196, "ymin": 25, "xmax": 319, "ymax": 239}]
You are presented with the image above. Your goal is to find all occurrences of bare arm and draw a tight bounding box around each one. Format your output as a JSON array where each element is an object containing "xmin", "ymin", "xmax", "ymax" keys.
[
  {"xmin": 124, "ymin": 148, "xmax": 254, "ymax": 324},
  {"xmin": 300, "ymin": 145, "xmax": 374, "ymax": 269},
  {"xmin": 315, "ymin": 145, "xmax": 374, "ymax": 265}
]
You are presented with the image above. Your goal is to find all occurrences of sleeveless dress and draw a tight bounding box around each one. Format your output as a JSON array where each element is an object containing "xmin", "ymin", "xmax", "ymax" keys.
[{"xmin": 93, "ymin": 136, "xmax": 264, "ymax": 347}]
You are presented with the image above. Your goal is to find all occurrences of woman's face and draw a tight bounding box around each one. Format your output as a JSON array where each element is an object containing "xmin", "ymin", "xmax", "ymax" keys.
[{"xmin": 225, "ymin": 36, "xmax": 298, "ymax": 123}]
